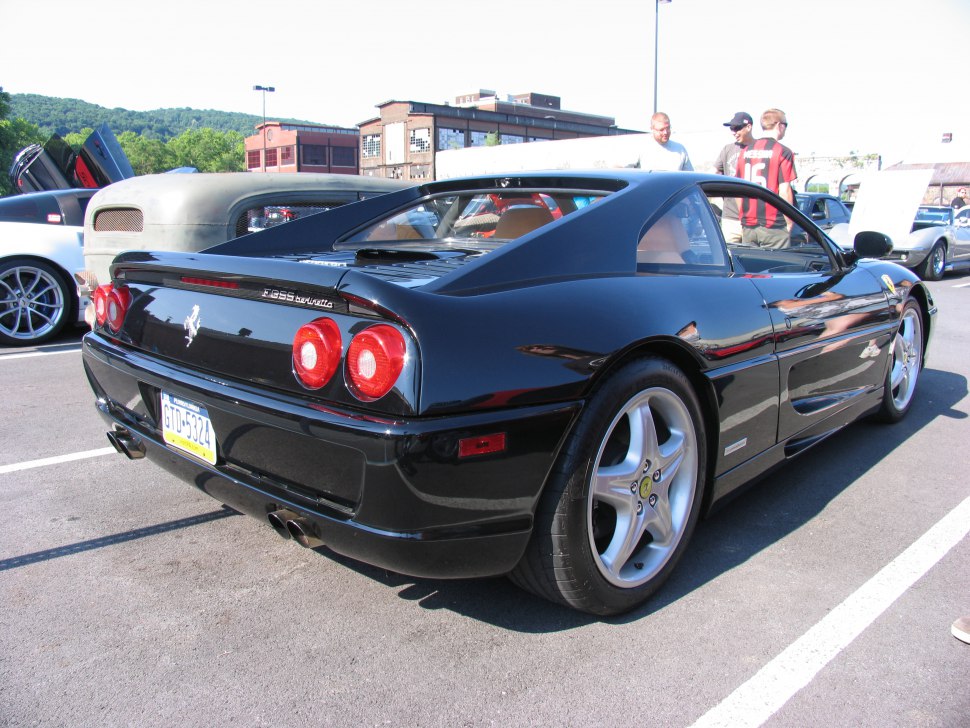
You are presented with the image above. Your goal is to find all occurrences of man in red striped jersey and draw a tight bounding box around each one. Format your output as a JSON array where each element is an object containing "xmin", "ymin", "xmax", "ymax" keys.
[{"xmin": 736, "ymin": 108, "xmax": 797, "ymax": 248}]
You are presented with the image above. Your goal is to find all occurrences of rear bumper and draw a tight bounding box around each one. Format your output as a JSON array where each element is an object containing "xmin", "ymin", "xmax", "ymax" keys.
[{"xmin": 82, "ymin": 333, "xmax": 580, "ymax": 578}]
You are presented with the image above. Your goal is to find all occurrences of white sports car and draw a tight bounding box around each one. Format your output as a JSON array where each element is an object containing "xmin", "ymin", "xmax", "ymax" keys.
[
  {"xmin": 0, "ymin": 188, "xmax": 95, "ymax": 345},
  {"xmin": 2, "ymin": 124, "xmax": 136, "ymax": 345}
]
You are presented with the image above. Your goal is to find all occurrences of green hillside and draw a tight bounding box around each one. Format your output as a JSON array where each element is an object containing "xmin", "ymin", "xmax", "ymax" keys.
[{"xmin": 9, "ymin": 93, "xmax": 326, "ymax": 141}]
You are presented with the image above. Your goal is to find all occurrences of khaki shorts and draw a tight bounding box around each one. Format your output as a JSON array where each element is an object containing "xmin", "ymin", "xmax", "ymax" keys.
[
  {"xmin": 721, "ymin": 217, "xmax": 742, "ymax": 243},
  {"xmin": 741, "ymin": 226, "xmax": 790, "ymax": 249}
]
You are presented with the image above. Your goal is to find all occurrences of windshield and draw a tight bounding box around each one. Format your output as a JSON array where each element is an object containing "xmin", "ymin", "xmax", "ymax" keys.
[{"xmin": 914, "ymin": 207, "xmax": 951, "ymax": 225}]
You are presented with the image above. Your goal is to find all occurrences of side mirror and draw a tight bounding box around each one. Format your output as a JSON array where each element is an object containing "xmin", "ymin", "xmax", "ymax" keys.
[
  {"xmin": 811, "ymin": 210, "xmax": 825, "ymax": 220},
  {"xmin": 853, "ymin": 231, "xmax": 893, "ymax": 259}
]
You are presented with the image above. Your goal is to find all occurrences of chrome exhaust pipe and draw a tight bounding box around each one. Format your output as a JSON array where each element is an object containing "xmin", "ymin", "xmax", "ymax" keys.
[
  {"xmin": 285, "ymin": 517, "xmax": 324, "ymax": 549},
  {"xmin": 106, "ymin": 427, "xmax": 146, "ymax": 460},
  {"xmin": 267, "ymin": 509, "xmax": 299, "ymax": 540}
]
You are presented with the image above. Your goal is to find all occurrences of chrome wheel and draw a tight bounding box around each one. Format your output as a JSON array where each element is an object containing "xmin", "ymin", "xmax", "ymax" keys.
[
  {"xmin": 587, "ymin": 386, "xmax": 699, "ymax": 588},
  {"xmin": 888, "ymin": 304, "xmax": 923, "ymax": 412},
  {"xmin": 0, "ymin": 261, "xmax": 69, "ymax": 344},
  {"xmin": 918, "ymin": 242, "xmax": 945, "ymax": 281},
  {"xmin": 930, "ymin": 245, "xmax": 945, "ymax": 279}
]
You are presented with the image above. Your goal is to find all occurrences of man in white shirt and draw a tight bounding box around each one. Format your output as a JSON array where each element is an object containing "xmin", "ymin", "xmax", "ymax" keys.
[{"xmin": 637, "ymin": 112, "xmax": 693, "ymax": 171}]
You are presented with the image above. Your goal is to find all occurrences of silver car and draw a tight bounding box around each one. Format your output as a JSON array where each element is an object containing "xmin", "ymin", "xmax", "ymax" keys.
[
  {"xmin": 892, "ymin": 205, "xmax": 970, "ymax": 280},
  {"xmin": 829, "ymin": 169, "xmax": 970, "ymax": 280}
]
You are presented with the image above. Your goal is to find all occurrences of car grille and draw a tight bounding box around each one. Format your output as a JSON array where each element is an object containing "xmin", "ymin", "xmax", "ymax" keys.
[{"xmin": 93, "ymin": 207, "xmax": 144, "ymax": 232}]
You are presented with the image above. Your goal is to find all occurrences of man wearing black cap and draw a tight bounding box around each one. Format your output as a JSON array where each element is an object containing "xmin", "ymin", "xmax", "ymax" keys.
[{"xmin": 712, "ymin": 112, "xmax": 756, "ymax": 242}]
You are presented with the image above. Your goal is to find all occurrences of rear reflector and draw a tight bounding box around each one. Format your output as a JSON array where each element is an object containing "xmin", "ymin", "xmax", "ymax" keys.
[{"xmin": 458, "ymin": 433, "xmax": 507, "ymax": 458}]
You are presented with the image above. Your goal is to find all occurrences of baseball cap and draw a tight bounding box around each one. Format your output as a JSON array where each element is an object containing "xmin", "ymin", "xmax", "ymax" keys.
[{"xmin": 724, "ymin": 112, "xmax": 753, "ymax": 128}]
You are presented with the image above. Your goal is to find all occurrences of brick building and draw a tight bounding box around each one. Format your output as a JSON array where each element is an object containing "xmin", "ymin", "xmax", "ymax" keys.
[
  {"xmin": 358, "ymin": 90, "xmax": 640, "ymax": 181},
  {"xmin": 245, "ymin": 121, "xmax": 360, "ymax": 174}
]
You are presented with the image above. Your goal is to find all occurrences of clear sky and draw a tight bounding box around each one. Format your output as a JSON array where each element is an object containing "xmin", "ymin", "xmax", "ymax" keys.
[{"xmin": 3, "ymin": 0, "xmax": 969, "ymax": 167}]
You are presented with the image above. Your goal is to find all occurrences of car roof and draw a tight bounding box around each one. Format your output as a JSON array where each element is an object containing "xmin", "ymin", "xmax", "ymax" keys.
[{"xmin": 85, "ymin": 172, "xmax": 410, "ymax": 226}]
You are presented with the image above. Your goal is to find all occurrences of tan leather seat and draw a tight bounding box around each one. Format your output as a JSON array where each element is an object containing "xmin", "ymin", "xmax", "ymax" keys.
[
  {"xmin": 494, "ymin": 205, "xmax": 555, "ymax": 238},
  {"xmin": 637, "ymin": 211, "xmax": 690, "ymax": 264},
  {"xmin": 365, "ymin": 221, "xmax": 423, "ymax": 241}
]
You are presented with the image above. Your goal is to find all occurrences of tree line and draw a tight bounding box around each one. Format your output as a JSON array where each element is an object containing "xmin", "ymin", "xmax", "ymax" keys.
[
  {"xmin": 1, "ymin": 91, "xmax": 323, "ymax": 196},
  {"xmin": 10, "ymin": 93, "xmax": 269, "ymax": 140}
]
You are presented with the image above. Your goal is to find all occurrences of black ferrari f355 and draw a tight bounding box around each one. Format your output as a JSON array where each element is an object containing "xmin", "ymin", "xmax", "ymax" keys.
[{"xmin": 82, "ymin": 171, "xmax": 935, "ymax": 615}]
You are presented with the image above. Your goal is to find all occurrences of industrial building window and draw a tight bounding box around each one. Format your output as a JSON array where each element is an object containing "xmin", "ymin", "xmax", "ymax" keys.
[
  {"xmin": 437, "ymin": 128, "xmax": 465, "ymax": 151},
  {"xmin": 265, "ymin": 148, "xmax": 278, "ymax": 167},
  {"xmin": 332, "ymin": 147, "xmax": 356, "ymax": 167},
  {"xmin": 410, "ymin": 164, "xmax": 430, "ymax": 179},
  {"xmin": 410, "ymin": 128, "xmax": 431, "ymax": 153},
  {"xmin": 501, "ymin": 135, "xmax": 524, "ymax": 144},
  {"xmin": 469, "ymin": 131, "xmax": 489, "ymax": 147},
  {"xmin": 247, "ymin": 150, "xmax": 261, "ymax": 169},
  {"xmin": 302, "ymin": 145, "xmax": 327, "ymax": 165},
  {"xmin": 362, "ymin": 134, "xmax": 381, "ymax": 158},
  {"xmin": 281, "ymin": 146, "xmax": 295, "ymax": 165}
]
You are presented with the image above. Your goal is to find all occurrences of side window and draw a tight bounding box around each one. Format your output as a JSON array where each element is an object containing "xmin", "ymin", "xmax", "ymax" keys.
[
  {"xmin": 714, "ymin": 187, "xmax": 835, "ymax": 274},
  {"xmin": 637, "ymin": 188, "xmax": 728, "ymax": 272},
  {"xmin": 827, "ymin": 199, "xmax": 849, "ymax": 224}
]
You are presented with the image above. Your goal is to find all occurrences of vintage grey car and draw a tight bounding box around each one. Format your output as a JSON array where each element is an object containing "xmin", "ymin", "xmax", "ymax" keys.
[{"xmin": 79, "ymin": 172, "xmax": 408, "ymax": 309}]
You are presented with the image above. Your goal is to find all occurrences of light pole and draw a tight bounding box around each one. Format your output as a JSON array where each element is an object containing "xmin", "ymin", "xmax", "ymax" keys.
[
  {"xmin": 253, "ymin": 85, "xmax": 275, "ymax": 171},
  {"xmin": 653, "ymin": 0, "xmax": 671, "ymax": 115}
]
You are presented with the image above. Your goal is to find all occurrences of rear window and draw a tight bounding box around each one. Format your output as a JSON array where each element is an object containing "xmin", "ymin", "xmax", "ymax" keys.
[
  {"xmin": 240, "ymin": 202, "xmax": 339, "ymax": 236},
  {"xmin": 340, "ymin": 189, "xmax": 608, "ymax": 247}
]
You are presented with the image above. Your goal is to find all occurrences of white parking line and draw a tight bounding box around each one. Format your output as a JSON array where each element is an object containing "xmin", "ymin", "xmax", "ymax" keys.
[
  {"xmin": 690, "ymin": 495, "xmax": 970, "ymax": 728},
  {"xmin": 954, "ymin": 281, "xmax": 970, "ymax": 289},
  {"xmin": 0, "ymin": 447, "xmax": 116, "ymax": 475},
  {"xmin": 0, "ymin": 348, "xmax": 81, "ymax": 361}
]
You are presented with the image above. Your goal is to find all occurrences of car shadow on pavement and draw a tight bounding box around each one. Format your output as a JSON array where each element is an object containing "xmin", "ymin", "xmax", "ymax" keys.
[
  {"xmin": 318, "ymin": 367, "xmax": 967, "ymax": 632},
  {"xmin": 0, "ymin": 506, "xmax": 241, "ymax": 572}
]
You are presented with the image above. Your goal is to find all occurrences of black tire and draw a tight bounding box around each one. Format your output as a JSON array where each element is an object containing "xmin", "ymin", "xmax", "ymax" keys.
[
  {"xmin": 874, "ymin": 299, "xmax": 923, "ymax": 423},
  {"xmin": 0, "ymin": 258, "xmax": 73, "ymax": 346},
  {"xmin": 510, "ymin": 357, "xmax": 707, "ymax": 616},
  {"xmin": 917, "ymin": 242, "xmax": 945, "ymax": 281}
]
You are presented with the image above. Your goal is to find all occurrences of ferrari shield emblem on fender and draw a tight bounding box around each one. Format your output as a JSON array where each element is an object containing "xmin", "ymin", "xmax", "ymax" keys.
[{"xmin": 881, "ymin": 274, "xmax": 897, "ymax": 296}]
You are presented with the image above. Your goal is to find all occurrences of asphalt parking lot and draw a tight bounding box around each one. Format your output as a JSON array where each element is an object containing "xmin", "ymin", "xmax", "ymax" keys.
[{"xmin": 2, "ymin": 275, "xmax": 968, "ymax": 727}]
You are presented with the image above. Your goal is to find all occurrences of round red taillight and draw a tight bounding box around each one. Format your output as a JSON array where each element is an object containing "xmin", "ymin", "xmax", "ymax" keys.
[
  {"xmin": 106, "ymin": 286, "xmax": 130, "ymax": 333},
  {"xmin": 346, "ymin": 325, "xmax": 406, "ymax": 400},
  {"xmin": 93, "ymin": 285, "xmax": 112, "ymax": 327},
  {"xmin": 293, "ymin": 318, "xmax": 342, "ymax": 389}
]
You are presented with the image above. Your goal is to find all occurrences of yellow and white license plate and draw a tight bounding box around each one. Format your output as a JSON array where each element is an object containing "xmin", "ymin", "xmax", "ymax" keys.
[{"xmin": 160, "ymin": 392, "xmax": 217, "ymax": 465}]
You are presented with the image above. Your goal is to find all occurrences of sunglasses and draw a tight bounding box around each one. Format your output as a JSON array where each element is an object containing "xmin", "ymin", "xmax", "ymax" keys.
[{"xmin": 729, "ymin": 124, "xmax": 749, "ymax": 132}]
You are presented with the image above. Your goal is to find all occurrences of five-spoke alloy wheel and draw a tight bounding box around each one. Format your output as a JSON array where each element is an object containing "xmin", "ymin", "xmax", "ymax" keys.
[
  {"xmin": 511, "ymin": 357, "xmax": 706, "ymax": 616},
  {"xmin": 876, "ymin": 299, "xmax": 924, "ymax": 422}
]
